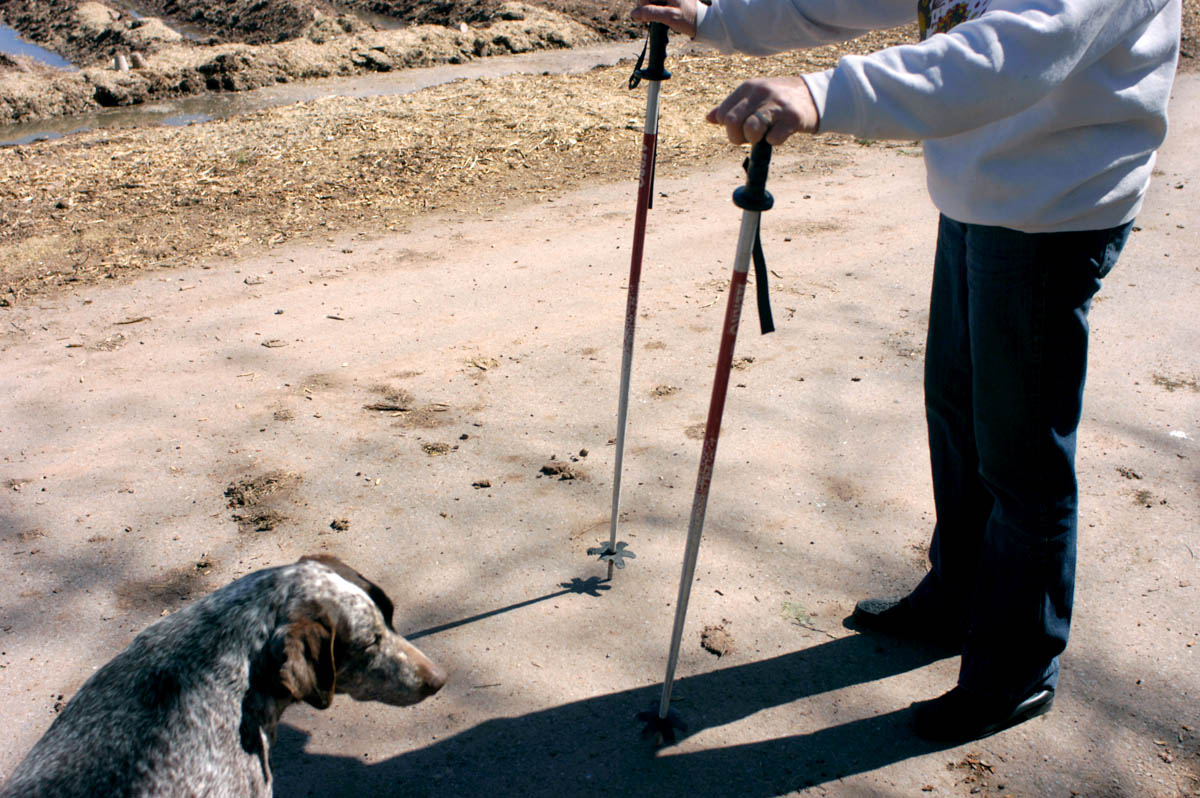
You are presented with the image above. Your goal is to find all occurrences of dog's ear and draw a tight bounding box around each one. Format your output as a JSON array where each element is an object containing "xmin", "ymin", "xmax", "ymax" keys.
[{"xmin": 277, "ymin": 613, "xmax": 337, "ymax": 709}]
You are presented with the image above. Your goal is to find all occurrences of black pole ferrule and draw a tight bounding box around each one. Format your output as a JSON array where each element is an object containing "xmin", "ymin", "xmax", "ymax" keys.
[
  {"xmin": 732, "ymin": 139, "xmax": 774, "ymax": 212},
  {"xmin": 635, "ymin": 22, "xmax": 671, "ymax": 82}
]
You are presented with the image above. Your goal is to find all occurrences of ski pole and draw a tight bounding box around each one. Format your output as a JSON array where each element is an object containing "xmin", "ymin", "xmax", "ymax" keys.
[
  {"xmin": 590, "ymin": 23, "xmax": 671, "ymax": 578},
  {"xmin": 640, "ymin": 139, "xmax": 776, "ymax": 744}
]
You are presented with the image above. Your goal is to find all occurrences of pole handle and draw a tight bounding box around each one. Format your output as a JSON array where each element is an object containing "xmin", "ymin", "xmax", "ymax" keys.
[
  {"xmin": 631, "ymin": 22, "xmax": 672, "ymax": 86},
  {"xmin": 733, "ymin": 139, "xmax": 774, "ymax": 212},
  {"xmin": 646, "ymin": 23, "xmax": 670, "ymax": 79}
]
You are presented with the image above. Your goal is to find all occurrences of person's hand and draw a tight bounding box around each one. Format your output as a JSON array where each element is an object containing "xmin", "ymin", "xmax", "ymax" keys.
[
  {"xmin": 631, "ymin": 0, "xmax": 697, "ymax": 39},
  {"xmin": 707, "ymin": 77, "xmax": 820, "ymax": 145}
]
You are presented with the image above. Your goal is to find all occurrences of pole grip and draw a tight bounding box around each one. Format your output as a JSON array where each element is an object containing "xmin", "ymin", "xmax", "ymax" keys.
[
  {"xmin": 637, "ymin": 22, "xmax": 671, "ymax": 82},
  {"xmin": 733, "ymin": 139, "xmax": 774, "ymax": 212}
]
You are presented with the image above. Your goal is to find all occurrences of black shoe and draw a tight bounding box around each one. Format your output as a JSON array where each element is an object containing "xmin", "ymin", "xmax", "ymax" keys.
[
  {"xmin": 912, "ymin": 685, "xmax": 1055, "ymax": 743},
  {"xmin": 850, "ymin": 597, "xmax": 963, "ymax": 647}
]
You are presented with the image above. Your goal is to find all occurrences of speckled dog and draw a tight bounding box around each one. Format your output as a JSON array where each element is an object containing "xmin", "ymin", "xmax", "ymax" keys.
[{"xmin": 1, "ymin": 555, "xmax": 446, "ymax": 798}]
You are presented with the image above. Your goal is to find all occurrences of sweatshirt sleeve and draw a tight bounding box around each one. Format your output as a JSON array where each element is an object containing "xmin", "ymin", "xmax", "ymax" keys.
[
  {"xmin": 803, "ymin": 0, "xmax": 1175, "ymax": 140},
  {"xmin": 695, "ymin": 0, "xmax": 916, "ymax": 55}
]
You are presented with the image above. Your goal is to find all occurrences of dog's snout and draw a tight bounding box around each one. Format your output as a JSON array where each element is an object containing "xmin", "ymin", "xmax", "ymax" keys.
[
  {"xmin": 420, "ymin": 661, "xmax": 447, "ymax": 696},
  {"xmin": 398, "ymin": 636, "xmax": 447, "ymax": 697}
]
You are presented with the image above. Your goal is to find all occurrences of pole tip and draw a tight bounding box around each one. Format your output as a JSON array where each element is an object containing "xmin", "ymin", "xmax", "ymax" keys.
[
  {"xmin": 588, "ymin": 541, "xmax": 636, "ymax": 569},
  {"xmin": 636, "ymin": 709, "xmax": 687, "ymax": 746}
]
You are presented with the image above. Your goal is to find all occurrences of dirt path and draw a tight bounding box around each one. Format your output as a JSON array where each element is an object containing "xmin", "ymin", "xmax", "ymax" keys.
[{"xmin": 0, "ymin": 66, "xmax": 1197, "ymax": 798}]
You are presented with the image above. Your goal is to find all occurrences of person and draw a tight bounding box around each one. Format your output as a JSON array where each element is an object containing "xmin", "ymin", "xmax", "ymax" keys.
[{"xmin": 630, "ymin": 0, "xmax": 1181, "ymax": 742}]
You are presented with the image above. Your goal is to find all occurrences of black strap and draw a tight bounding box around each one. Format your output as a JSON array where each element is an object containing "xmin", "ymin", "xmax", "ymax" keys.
[
  {"xmin": 629, "ymin": 38, "xmax": 649, "ymax": 89},
  {"xmin": 751, "ymin": 218, "xmax": 775, "ymax": 335},
  {"xmin": 647, "ymin": 113, "xmax": 660, "ymax": 211}
]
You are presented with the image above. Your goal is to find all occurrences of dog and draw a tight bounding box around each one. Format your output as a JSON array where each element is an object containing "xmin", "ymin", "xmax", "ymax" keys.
[{"xmin": 1, "ymin": 555, "xmax": 446, "ymax": 797}]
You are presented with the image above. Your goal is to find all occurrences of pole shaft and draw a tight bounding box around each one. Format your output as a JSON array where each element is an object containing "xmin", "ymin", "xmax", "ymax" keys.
[
  {"xmin": 657, "ymin": 210, "xmax": 760, "ymax": 716},
  {"xmin": 608, "ymin": 80, "xmax": 663, "ymax": 578}
]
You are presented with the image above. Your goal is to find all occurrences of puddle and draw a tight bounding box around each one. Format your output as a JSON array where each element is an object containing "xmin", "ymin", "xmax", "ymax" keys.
[
  {"xmin": 0, "ymin": 40, "xmax": 645, "ymax": 147},
  {"xmin": 0, "ymin": 23, "xmax": 74, "ymax": 69}
]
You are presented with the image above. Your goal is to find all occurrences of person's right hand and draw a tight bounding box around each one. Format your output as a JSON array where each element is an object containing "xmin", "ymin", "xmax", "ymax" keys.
[{"xmin": 631, "ymin": 0, "xmax": 698, "ymax": 39}]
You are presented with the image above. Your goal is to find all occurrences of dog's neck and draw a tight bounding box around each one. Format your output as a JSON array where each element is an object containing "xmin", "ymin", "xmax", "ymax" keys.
[
  {"xmin": 239, "ymin": 672, "xmax": 293, "ymax": 787},
  {"xmin": 237, "ymin": 605, "xmax": 305, "ymax": 788},
  {"xmin": 151, "ymin": 571, "xmax": 302, "ymax": 751}
]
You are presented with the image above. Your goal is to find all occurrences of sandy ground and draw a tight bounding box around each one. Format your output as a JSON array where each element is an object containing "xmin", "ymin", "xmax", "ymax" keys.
[{"xmin": 1, "ymin": 73, "xmax": 1198, "ymax": 798}]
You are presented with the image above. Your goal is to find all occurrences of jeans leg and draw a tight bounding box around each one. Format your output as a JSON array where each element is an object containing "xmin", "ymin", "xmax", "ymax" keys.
[
  {"xmin": 954, "ymin": 220, "xmax": 1131, "ymax": 701},
  {"xmin": 919, "ymin": 216, "xmax": 993, "ymax": 624}
]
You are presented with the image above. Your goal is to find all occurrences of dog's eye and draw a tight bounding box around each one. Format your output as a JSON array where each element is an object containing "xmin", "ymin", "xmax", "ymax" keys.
[{"xmin": 369, "ymin": 633, "xmax": 383, "ymax": 648}]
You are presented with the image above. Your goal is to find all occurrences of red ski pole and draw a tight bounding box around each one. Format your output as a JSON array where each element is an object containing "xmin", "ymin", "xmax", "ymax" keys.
[
  {"xmin": 591, "ymin": 23, "xmax": 671, "ymax": 579},
  {"xmin": 641, "ymin": 139, "xmax": 776, "ymax": 743}
]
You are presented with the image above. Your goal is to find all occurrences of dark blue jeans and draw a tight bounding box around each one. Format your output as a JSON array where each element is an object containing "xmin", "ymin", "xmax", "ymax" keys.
[{"xmin": 911, "ymin": 215, "xmax": 1132, "ymax": 702}]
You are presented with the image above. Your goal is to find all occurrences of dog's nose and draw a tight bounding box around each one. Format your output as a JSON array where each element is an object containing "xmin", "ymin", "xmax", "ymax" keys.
[{"xmin": 421, "ymin": 662, "xmax": 447, "ymax": 696}]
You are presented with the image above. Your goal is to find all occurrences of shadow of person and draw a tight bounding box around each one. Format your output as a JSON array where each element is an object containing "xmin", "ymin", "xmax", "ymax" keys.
[{"xmin": 272, "ymin": 630, "xmax": 957, "ymax": 797}]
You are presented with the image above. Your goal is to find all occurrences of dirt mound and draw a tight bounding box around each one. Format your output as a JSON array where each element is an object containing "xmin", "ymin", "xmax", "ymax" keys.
[
  {"xmin": 363, "ymin": 0, "xmax": 641, "ymax": 41},
  {"xmin": 0, "ymin": 1, "xmax": 186, "ymax": 66},
  {"xmin": 0, "ymin": 0, "xmax": 605, "ymax": 122},
  {"xmin": 137, "ymin": 0, "xmax": 641, "ymax": 45},
  {"xmin": 150, "ymin": 0, "xmax": 348, "ymax": 45}
]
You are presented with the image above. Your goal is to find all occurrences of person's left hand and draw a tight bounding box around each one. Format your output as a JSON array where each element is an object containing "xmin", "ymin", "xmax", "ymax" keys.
[{"xmin": 707, "ymin": 77, "xmax": 820, "ymax": 145}]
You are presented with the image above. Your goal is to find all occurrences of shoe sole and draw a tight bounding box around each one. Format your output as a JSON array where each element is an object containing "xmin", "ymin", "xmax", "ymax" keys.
[
  {"xmin": 916, "ymin": 689, "xmax": 1055, "ymax": 743},
  {"xmin": 977, "ymin": 689, "xmax": 1055, "ymax": 738}
]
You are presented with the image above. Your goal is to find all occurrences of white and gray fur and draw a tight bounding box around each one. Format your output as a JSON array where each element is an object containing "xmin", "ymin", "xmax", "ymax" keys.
[{"xmin": 1, "ymin": 555, "xmax": 446, "ymax": 798}]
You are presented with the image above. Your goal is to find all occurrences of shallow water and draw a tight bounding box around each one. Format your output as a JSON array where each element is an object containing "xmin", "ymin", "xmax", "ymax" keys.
[
  {"xmin": 0, "ymin": 40, "xmax": 643, "ymax": 147},
  {"xmin": 0, "ymin": 23, "xmax": 73, "ymax": 69}
]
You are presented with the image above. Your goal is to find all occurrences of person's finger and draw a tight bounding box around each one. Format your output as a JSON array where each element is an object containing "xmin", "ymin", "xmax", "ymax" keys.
[
  {"xmin": 708, "ymin": 89, "xmax": 759, "ymax": 145},
  {"xmin": 708, "ymin": 89, "xmax": 744, "ymax": 139},
  {"xmin": 633, "ymin": 0, "xmax": 682, "ymax": 12},
  {"xmin": 716, "ymin": 102, "xmax": 747, "ymax": 145},
  {"xmin": 743, "ymin": 108, "xmax": 772, "ymax": 144},
  {"xmin": 632, "ymin": 6, "xmax": 678, "ymax": 26},
  {"xmin": 755, "ymin": 105, "xmax": 805, "ymax": 146},
  {"xmin": 765, "ymin": 116, "xmax": 800, "ymax": 146},
  {"xmin": 710, "ymin": 78, "xmax": 818, "ymax": 146},
  {"xmin": 630, "ymin": 0, "xmax": 695, "ymax": 36}
]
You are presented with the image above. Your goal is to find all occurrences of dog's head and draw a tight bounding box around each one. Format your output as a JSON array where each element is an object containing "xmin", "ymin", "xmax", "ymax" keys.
[{"xmin": 271, "ymin": 555, "xmax": 446, "ymax": 710}]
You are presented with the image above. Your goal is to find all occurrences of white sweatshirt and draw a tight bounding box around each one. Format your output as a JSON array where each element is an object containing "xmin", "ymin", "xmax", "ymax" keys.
[{"xmin": 694, "ymin": 0, "xmax": 1181, "ymax": 232}]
